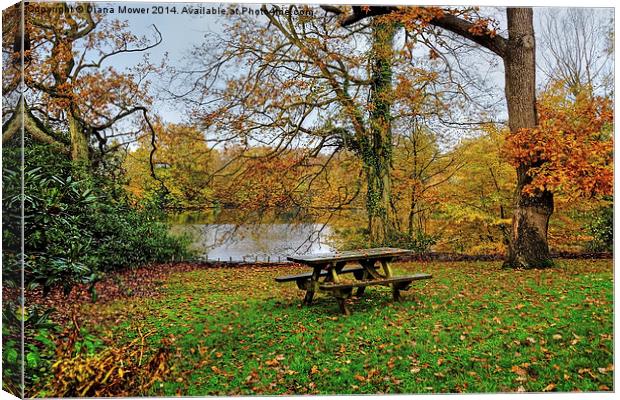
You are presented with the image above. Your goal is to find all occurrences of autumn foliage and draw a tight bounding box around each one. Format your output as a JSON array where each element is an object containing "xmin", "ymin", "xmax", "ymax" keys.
[
  {"xmin": 504, "ymin": 83, "xmax": 613, "ymax": 198},
  {"xmin": 40, "ymin": 322, "xmax": 171, "ymax": 397}
]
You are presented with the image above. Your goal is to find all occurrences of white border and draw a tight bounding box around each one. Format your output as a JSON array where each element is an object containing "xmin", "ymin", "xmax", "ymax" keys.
[{"xmin": 0, "ymin": 1, "xmax": 616, "ymax": 400}]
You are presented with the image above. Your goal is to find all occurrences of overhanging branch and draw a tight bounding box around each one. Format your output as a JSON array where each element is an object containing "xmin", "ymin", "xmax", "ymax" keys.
[
  {"xmin": 322, "ymin": 5, "xmax": 507, "ymax": 58},
  {"xmin": 2, "ymin": 98, "xmax": 70, "ymax": 155}
]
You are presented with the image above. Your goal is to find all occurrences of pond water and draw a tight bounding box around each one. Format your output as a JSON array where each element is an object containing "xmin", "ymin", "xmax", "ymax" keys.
[{"xmin": 171, "ymin": 222, "xmax": 336, "ymax": 261}]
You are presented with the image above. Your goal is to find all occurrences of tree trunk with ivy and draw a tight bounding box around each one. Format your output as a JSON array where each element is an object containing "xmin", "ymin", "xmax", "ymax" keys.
[
  {"xmin": 324, "ymin": 6, "xmax": 558, "ymax": 266},
  {"xmin": 503, "ymin": 8, "xmax": 554, "ymax": 268},
  {"xmin": 68, "ymin": 109, "xmax": 90, "ymax": 163},
  {"xmin": 364, "ymin": 21, "xmax": 397, "ymax": 245}
]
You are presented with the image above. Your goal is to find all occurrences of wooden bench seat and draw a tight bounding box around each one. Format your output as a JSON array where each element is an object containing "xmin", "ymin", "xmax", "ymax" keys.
[
  {"xmin": 319, "ymin": 273, "xmax": 432, "ymax": 290},
  {"xmin": 275, "ymin": 266, "xmax": 376, "ymax": 283}
]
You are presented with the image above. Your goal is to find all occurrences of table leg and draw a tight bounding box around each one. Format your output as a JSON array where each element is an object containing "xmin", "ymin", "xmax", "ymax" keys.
[
  {"xmin": 329, "ymin": 262, "xmax": 342, "ymax": 283},
  {"xmin": 392, "ymin": 287, "xmax": 402, "ymax": 302},
  {"xmin": 331, "ymin": 262, "xmax": 354, "ymax": 314},
  {"xmin": 336, "ymin": 297, "xmax": 350, "ymax": 315},
  {"xmin": 304, "ymin": 265, "xmax": 323, "ymax": 305},
  {"xmin": 335, "ymin": 288, "xmax": 352, "ymax": 315},
  {"xmin": 356, "ymin": 268, "xmax": 368, "ymax": 297},
  {"xmin": 392, "ymin": 282, "xmax": 410, "ymax": 302},
  {"xmin": 334, "ymin": 261, "xmax": 346, "ymax": 275},
  {"xmin": 363, "ymin": 259, "xmax": 381, "ymax": 278},
  {"xmin": 380, "ymin": 259, "xmax": 393, "ymax": 278},
  {"xmin": 303, "ymin": 290, "xmax": 315, "ymax": 305},
  {"xmin": 381, "ymin": 260, "xmax": 400, "ymax": 301}
]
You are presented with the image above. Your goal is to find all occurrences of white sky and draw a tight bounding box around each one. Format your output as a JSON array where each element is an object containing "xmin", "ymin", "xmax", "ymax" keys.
[
  {"xmin": 93, "ymin": 3, "xmax": 614, "ymax": 125},
  {"xmin": 2, "ymin": 1, "xmax": 613, "ymax": 126},
  {"xmin": 0, "ymin": 2, "xmax": 618, "ymax": 400}
]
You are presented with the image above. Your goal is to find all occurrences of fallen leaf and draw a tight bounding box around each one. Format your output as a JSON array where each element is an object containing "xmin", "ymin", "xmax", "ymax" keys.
[
  {"xmin": 511, "ymin": 365, "xmax": 528, "ymax": 377},
  {"xmin": 265, "ymin": 358, "xmax": 279, "ymax": 367}
]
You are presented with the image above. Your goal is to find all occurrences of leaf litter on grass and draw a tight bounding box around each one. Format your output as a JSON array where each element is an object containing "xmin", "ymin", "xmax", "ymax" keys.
[{"xmin": 31, "ymin": 259, "xmax": 614, "ymax": 396}]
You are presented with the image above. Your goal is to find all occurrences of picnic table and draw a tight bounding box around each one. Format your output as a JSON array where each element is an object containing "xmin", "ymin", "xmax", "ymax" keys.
[{"xmin": 276, "ymin": 247, "xmax": 432, "ymax": 315}]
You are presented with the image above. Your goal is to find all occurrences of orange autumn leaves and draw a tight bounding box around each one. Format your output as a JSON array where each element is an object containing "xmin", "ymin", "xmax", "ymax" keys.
[
  {"xmin": 8, "ymin": 2, "xmax": 158, "ymax": 131},
  {"xmin": 504, "ymin": 83, "xmax": 613, "ymax": 199},
  {"xmin": 379, "ymin": 6, "xmax": 499, "ymax": 38}
]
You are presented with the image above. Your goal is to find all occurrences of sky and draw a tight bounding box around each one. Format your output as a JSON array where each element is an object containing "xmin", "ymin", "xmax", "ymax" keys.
[
  {"xmin": 101, "ymin": 2, "xmax": 613, "ymax": 138},
  {"xmin": 0, "ymin": 1, "xmax": 615, "ymax": 135},
  {"xmin": 92, "ymin": 2, "xmax": 238, "ymax": 121}
]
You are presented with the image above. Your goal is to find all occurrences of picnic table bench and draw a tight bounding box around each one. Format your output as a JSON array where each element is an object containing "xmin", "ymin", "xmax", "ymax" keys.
[{"xmin": 277, "ymin": 247, "xmax": 432, "ymax": 315}]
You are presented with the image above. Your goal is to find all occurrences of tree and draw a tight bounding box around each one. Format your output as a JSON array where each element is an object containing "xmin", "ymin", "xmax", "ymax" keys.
[
  {"xmin": 538, "ymin": 8, "xmax": 614, "ymax": 97},
  {"xmin": 174, "ymin": 5, "xmax": 454, "ymax": 245},
  {"xmin": 2, "ymin": 2, "xmax": 162, "ymax": 166},
  {"xmin": 323, "ymin": 6, "xmax": 555, "ymax": 267},
  {"xmin": 437, "ymin": 125, "xmax": 514, "ymax": 254},
  {"xmin": 391, "ymin": 122, "xmax": 463, "ymax": 238},
  {"xmin": 124, "ymin": 123, "xmax": 219, "ymax": 210},
  {"xmin": 504, "ymin": 81, "xmax": 613, "ymax": 201}
]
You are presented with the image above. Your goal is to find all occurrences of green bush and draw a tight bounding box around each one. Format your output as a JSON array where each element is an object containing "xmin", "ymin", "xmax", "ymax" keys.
[
  {"xmin": 3, "ymin": 143, "xmax": 192, "ymax": 295},
  {"xmin": 2, "ymin": 141, "xmax": 191, "ymax": 394},
  {"xmin": 586, "ymin": 199, "xmax": 613, "ymax": 252},
  {"xmin": 2, "ymin": 298, "xmax": 58, "ymax": 396},
  {"xmin": 384, "ymin": 230, "xmax": 438, "ymax": 253}
]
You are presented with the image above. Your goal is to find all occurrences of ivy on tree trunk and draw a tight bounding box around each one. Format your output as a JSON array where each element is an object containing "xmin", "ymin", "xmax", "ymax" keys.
[{"xmin": 364, "ymin": 21, "xmax": 397, "ymax": 245}]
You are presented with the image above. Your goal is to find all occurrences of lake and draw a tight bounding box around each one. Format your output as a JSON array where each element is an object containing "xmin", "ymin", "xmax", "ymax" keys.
[{"xmin": 171, "ymin": 222, "xmax": 336, "ymax": 261}]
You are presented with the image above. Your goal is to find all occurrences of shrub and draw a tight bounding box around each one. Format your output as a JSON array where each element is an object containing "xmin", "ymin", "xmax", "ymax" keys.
[
  {"xmin": 2, "ymin": 141, "xmax": 191, "ymax": 394},
  {"xmin": 35, "ymin": 325, "xmax": 171, "ymax": 397},
  {"xmin": 3, "ymin": 142, "xmax": 191, "ymax": 295},
  {"xmin": 330, "ymin": 226, "xmax": 437, "ymax": 253},
  {"xmin": 2, "ymin": 293, "xmax": 57, "ymax": 397},
  {"xmin": 586, "ymin": 199, "xmax": 613, "ymax": 252},
  {"xmin": 383, "ymin": 230, "xmax": 438, "ymax": 253}
]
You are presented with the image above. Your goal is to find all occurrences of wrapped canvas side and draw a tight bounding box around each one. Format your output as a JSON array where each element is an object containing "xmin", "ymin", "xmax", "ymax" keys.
[{"xmin": 2, "ymin": 2, "xmax": 26, "ymax": 398}]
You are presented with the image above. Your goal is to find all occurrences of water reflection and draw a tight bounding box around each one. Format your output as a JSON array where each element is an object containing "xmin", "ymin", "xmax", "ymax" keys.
[{"xmin": 172, "ymin": 222, "xmax": 336, "ymax": 261}]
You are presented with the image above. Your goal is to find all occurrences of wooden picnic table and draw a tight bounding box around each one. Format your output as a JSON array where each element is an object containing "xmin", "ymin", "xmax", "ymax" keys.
[{"xmin": 277, "ymin": 247, "xmax": 432, "ymax": 315}]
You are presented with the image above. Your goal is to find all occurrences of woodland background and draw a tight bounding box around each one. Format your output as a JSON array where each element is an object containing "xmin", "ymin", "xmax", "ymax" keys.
[{"xmin": 1, "ymin": 2, "xmax": 614, "ymax": 397}]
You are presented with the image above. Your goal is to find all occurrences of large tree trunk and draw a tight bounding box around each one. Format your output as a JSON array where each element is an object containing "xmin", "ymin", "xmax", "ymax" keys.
[
  {"xmin": 503, "ymin": 8, "xmax": 554, "ymax": 268},
  {"xmin": 365, "ymin": 21, "xmax": 397, "ymax": 245},
  {"xmin": 68, "ymin": 109, "xmax": 89, "ymax": 163},
  {"xmin": 328, "ymin": 6, "xmax": 555, "ymax": 265}
]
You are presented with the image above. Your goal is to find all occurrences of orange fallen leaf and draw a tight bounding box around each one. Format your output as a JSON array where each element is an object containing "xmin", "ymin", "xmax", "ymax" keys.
[{"xmin": 265, "ymin": 358, "xmax": 279, "ymax": 367}]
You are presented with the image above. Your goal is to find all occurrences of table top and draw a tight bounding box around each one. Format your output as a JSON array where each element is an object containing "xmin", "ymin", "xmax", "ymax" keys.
[{"xmin": 287, "ymin": 247, "xmax": 413, "ymax": 265}]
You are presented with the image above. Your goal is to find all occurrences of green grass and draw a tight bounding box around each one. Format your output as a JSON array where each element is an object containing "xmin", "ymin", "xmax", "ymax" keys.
[{"xmin": 74, "ymin": 260, "xmax": 612, "ymax": 395}]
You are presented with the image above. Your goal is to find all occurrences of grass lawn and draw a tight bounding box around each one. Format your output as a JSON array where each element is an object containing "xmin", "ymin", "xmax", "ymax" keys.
[{"xmin": 40, "ymin": 259, "xmax": 613, "ymax": 395}]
